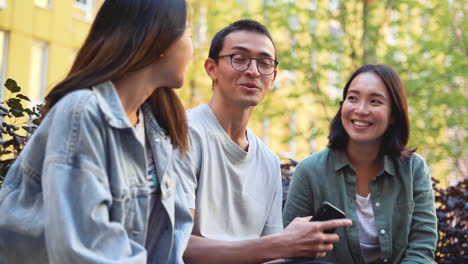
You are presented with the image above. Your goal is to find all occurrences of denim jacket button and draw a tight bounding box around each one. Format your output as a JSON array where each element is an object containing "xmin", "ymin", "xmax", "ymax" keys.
[{"xmin": 166, "ymin": 178, "xmax": 172, "ymax": 188}]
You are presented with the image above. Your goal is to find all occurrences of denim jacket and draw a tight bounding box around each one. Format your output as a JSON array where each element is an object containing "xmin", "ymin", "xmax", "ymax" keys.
[{"xmin": 0, "ymin": 81, "xmax": 192, "ymax": 264}]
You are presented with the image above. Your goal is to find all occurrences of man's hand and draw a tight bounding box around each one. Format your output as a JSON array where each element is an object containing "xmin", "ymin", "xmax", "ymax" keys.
[{"xmin": 278, "ymin": 216, "xmax": 353, "ymax": 258}]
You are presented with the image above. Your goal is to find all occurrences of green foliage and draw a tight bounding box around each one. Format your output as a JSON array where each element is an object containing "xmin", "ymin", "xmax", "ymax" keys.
[
  {"xmin": 0, "ymin": 79, "xmax": 41, "ymax": 186},
  {"xmin": 189, "ymin": 0, "xmax": 466, "ymax": 180}
]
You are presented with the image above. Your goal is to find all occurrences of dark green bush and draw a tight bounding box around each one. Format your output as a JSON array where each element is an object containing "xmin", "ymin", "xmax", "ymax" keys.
[
  {"xmin": 0, "ymin": 79, "xmax": 41, "ymax": 185},
  {"xmin": 433, "ymin": 178, "xmax": 467, "ymax": 263}
]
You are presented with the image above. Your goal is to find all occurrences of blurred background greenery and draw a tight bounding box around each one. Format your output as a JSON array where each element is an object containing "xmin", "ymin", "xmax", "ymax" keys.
[{"xmin": 0, "ymin": 0, "xmax": 466, "ymax": 186}]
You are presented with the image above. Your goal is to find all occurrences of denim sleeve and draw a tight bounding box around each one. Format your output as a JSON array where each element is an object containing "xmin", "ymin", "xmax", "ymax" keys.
[
  {"xmin": 42, "ymin": 161, "xmax": 146, "ymax": 263},
  {"xmin": 41, "ymin": 98, "xmax": 146, "ymax": 263},
  {"xmin": 166, "ymin": 175, "xmax": 195, "ymax": 263},
  {"xmin": 401, "ymin": 156, "xmax": 437, "ymax": 264}
]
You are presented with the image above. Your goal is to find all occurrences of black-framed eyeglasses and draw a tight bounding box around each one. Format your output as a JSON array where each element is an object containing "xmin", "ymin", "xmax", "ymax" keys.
[{"xmin": 218, "ymin": 54, "xmax": 278, "ymax": 75}]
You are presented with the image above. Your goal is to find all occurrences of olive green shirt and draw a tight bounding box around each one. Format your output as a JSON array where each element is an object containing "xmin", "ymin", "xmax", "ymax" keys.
[{"xmin": 283, "ymin": 148, "xmax": 437, "ymax": 264}]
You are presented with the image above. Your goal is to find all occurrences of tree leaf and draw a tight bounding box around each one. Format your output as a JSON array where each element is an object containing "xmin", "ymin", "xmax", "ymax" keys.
[
  {"xmin": 4, "ymin": 79, "xmax": 20, "ymax": 93},
  {"xmin": 10, "ymin": 109, "xmax": 24, "ymax": 118},
  {"xmin": 32, "ymin": 118, "xmax": 41, "ymax": 126},
  {"xmin": 0, "ymin": 139, "xmax": 15, "ymax": 148},
  {"xmin": 6, "ymin": 98, "xmax": 23, "ymax": 110},
  {"xmin": 16, "ymin": 94, "xmax": 31, "ymax": 102},
  {"xmin": 22, "ymin": 126, "xmax": 35, "ymax": 134}
]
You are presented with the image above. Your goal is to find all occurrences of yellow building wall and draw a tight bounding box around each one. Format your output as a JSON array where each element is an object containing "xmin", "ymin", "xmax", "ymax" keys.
[{"xmin": 0, "ymin": 0, "xmax": 103, "ymax": 98}]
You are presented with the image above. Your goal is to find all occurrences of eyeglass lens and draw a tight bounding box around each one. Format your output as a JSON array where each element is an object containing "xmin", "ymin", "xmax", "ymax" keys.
[{"xmin": 230, "ymin": 54, "xmax": 276, "ymax": 75}]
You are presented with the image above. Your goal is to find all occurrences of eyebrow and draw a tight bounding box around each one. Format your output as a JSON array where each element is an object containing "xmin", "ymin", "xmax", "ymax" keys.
[
  {"xmin": 347, "ymin": 89, "xmax": 387, "ymax": 100},
  {"xmin": 230, "ymin": 46, "xmax": 274, "ymax": 59}
]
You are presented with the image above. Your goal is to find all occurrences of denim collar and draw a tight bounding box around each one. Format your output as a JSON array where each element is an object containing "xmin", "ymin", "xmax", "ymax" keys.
[
  {"xmin": 93, "ymin": 81, "xmax": 133, "ymax": 129},
  {"xmin": 332, "ymin": 148, "xmax": 396, "ymax": 176},
  {"xmin": 141, "ymin": 103, "xmax": 167, "ymax": 137}
]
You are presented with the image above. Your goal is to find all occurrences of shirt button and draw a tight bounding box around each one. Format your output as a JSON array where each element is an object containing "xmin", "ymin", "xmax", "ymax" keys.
[
  {"xmin": 380, "ymin": 229, "xmax": 386, "ymax": 234},
  {"xmin": 375, "ymin": 202, "xmax": 380, "ymax": 207},
  {"xmin": 155, "ymin": 138, "xmax": 160, "ymax": 143},
  {"xmin": 383, "ymin": 259, "xmax": 388, "ymax": 262}
]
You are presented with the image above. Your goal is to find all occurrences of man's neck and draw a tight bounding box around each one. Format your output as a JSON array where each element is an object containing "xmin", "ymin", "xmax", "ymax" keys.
[{"xmin": 207, "ymin": 98, "xmax": 253, "ymax": 151}]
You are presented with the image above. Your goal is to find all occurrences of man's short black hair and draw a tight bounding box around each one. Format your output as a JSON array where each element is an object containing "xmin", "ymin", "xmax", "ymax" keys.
[{"xmin": 208, "ymin": 19, "xmax": 277, "ymax": 60}]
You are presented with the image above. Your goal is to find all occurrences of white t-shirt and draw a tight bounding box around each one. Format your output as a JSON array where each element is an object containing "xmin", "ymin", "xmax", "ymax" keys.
[
  {"xmin": 356, "ymin": 193, "xmax": 381, "ymax": 263},
  {"xmin": 133, "ymin": 110, "xmax": 158, "ymax": 195},
  {"xmin": 173, "ymin": 104, "xmax": 283, "ymax": 241}
]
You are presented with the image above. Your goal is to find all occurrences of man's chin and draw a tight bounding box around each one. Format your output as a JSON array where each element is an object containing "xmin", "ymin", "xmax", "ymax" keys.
[{"xmin": 238, "ymin": 99, "xmax": 261, "ymax": 108}]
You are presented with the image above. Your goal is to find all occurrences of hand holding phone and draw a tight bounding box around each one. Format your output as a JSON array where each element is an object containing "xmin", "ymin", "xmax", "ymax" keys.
[{"xmin": 311, "ymin": 201, "xmax": 346, "ymax": 233}]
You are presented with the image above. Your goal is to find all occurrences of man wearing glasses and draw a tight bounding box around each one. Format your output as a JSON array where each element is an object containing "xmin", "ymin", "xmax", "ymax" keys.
[{"xmin": 173, "ymin": 19, "xmax": 351, "ymax": 264}]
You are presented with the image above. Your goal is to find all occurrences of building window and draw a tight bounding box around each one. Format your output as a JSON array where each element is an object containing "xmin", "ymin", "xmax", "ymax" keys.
[
  {"xmin": 0, "ymin": 30, "xmax": 8, "ymax": 101},
  {"xmin": 75, "ymin": 0, "xmax": 94, "ymax": 20},
  {"xmin": 34, "ymin": 0, "xmax": 51, "ymax": 8},
  {"xmin": 29, "ymin": 40, "xmax": 48, "ymax": 103}
]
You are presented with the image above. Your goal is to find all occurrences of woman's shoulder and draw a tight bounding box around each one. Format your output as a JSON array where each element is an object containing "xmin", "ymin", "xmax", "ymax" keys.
[
  {"xmin": 49, "ymin": 89, "xmax": 98, "ymax": 116},
  {"xmin": 398, "ymin": 152, "xmax": 428, "ymax": 169},
  {"xmin": 296, "ymin": 148, "xmax": 334, "ymax": 172},
  {"xmin": 43, "ymin": 89, "xmax": 106, "ymax": 132}
]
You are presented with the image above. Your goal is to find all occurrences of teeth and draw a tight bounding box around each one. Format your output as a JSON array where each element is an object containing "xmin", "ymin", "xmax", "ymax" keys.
[{"xmin": 353, "ymin": 121, "xmax": 371, "ymax": 127}]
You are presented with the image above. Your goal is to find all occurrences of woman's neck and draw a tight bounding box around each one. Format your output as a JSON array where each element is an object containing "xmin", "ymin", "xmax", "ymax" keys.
[
  {"xmin": 347, "ymin": 142, "xmax": 383, "ymax": 196},
  {"xmin": 346, "ymin": 141, "xmax": 382, "ymax": 170},
  {"xmin": 113, "ymin": 69, "xmax": 159, "ymax": 126}
]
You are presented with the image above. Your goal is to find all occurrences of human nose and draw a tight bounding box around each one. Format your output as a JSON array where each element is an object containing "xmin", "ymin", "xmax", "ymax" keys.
[
  {"xmin": 244, "ymin": 58, "xmax": 261, "ymax": 77},
  {"xmin": 355, "ymin": 101, "xmax": 370, "ymax": 115}
]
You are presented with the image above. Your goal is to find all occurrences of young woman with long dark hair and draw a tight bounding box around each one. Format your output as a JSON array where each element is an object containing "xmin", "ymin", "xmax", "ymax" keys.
[
  {"xmin": 283, "ymin": 64, "xmax": 437, "ymax": 263},
  {"xmin": 0, "ymin": 0, "xmax": 193, "ymax": 263}
]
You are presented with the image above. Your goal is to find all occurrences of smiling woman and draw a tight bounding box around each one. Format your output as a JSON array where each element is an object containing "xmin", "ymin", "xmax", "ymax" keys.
[{"xmin": 283, "ymin": 64, "xmax": 438, "ymax": 264}]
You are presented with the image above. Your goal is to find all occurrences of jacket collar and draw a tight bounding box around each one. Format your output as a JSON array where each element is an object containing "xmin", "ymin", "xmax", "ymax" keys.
[
  {"xmin": 93, "ymin": 81, "xmax": 133, "ymax": 129},
  {"xmin": 141, "ymin": 103, "xmax": 167, "ymax": 137},
  {"xmin": 332, "ymin": 148, "xmax": 396, "ymax": 176}
]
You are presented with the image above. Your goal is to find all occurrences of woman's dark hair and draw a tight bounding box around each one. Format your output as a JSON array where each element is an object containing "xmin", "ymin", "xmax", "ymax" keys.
[
  {"xmin": 328, "ymin": 64, "xmax": 414, "ymax": 160},
  {"xmin": 42, "ymin": 0, "xmax": 189, "ymax": 153},
  {"xmin": 208, "ymin": 19, "xmax": 277, "ymax": 61}
]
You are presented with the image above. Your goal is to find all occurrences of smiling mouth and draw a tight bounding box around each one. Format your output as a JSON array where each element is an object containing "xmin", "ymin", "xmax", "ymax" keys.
[
  {"xmin": 240, "ymin": 83, "xmax": 259, "ymax": 89},
  {"xmin": 353, "ymin": 120, "xmax": 372, "ymax": 127}
]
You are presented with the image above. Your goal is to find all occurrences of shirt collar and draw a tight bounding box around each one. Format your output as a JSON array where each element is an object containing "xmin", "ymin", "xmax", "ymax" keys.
[
  {"xmin": 332, "ymin": 148, "xmax": 396, "ymax": 176},
  {"xmin": 141, "ymin": 103, "xmax": 167, "ymax": 137},
  {"xmin": 93, "ymin": 81, "xmax": 132, "ymax": 129}
]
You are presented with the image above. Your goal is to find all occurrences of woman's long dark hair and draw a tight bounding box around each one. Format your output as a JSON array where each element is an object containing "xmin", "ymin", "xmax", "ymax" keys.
[
  {"xmin": 42, "ymin": 0, "xmax": 189, "ymax": 153},
  {"xmin": 328, "ymin": 64, "xmax": 414, "ymax": 161}
]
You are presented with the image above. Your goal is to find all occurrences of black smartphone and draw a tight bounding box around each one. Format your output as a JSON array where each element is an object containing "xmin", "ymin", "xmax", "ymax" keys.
[{"xmin": 311, "ymin": 201, "xmax": 346, "ymax": 233}]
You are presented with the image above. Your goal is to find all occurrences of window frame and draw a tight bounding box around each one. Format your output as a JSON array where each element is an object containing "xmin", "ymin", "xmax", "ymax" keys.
[
  {"xmin": 34, "ymin": 0, "xmax": 52, "ymax": 9},
  {"xmin": 0, "ymin": 30, "xmax": 8, "ymax": 101},
  {"xmin": 28, "ymin": 39, "xmax": 49, "ymax": 104}
]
